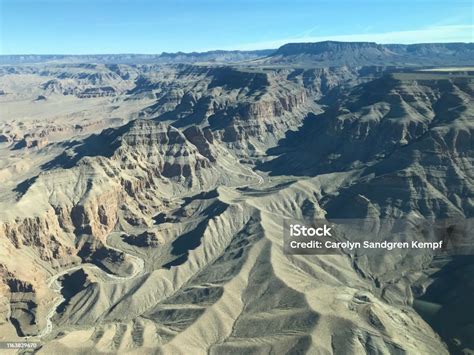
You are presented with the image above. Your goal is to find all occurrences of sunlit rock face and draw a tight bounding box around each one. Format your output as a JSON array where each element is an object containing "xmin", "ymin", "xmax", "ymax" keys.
[{"xmin": 0, "ymin": 44, "xmax": 472, "ymax": 354}]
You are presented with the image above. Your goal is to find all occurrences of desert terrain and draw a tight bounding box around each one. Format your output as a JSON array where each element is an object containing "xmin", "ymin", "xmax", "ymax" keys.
[{"xmin": 0, "ymin": 42, "xmax": 473, "ymax": 354}]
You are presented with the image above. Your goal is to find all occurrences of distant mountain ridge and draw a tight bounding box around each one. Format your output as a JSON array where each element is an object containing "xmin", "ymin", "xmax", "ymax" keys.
[
  {"xmin": 158, "ymin": 49, "xmax": 274, "ymax": 62},
  {"xmin": 1, "ymin": 41, "xmax": 473, "ymax": 66},
  {"xmin": 273, "ymin": 41, "xmax": 389, "ymax": 56},
  {"xmin": 263, "ymin": 41, "xmax": 474, "ymax": 66},
  {"xmin": 0, "ymin": 49, "xmax": 275, "ymax": 65}
]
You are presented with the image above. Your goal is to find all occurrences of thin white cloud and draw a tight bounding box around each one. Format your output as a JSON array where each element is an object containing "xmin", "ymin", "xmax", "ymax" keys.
[{"xmin": 217, "ymin": 24, "xmax": 474, "ymax": 51}]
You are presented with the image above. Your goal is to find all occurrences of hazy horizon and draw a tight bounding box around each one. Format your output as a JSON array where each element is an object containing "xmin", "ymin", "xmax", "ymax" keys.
[
  {"xmin": 0, "ymin": 0, "xmax": 472, "ymax": 55},
  {"xmin": 1, "ymin": 39, "xmax": 474, "ymax": 57}
]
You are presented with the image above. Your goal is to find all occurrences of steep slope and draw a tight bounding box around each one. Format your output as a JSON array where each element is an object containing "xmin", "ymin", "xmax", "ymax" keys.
[
  {"xmin": 260, "ymin": 72, "xmax": 473, "ymax": 198},
  {"xmin": 0, "ymin": 61, "xmax": 472, "ymax": 354},
  {"xmin": 258, "ymin": 71, "xmax": 473, "ymax": 352},
  {"xmin": 0, "ymin": 116, "xmax": 255, "ymax": 338}
]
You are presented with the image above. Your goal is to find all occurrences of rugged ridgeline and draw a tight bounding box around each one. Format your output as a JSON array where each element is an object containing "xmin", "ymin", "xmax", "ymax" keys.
[
  {"xmin": 259, "ymin": 41, "xmax": 474, "ymax": 67},
  {"xmin": 1, "ymin": 41, "xmax": 473, "ymax": 66},
  {"xmin": 0, "ymin": 43, "xmax": 473, "ymax": 354},
  {"xmin": 0, "ymin": 63, "xmax": 379, "ymax": 152},
  {"xmin": 0, "ymin": 49, "xmax": 275, "ymax": 65}
]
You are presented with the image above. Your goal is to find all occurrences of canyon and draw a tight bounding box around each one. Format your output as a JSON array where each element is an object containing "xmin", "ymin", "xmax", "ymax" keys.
[{"xmin": 0, "ymin": 42, "xmax": 473, "ymax": 354}]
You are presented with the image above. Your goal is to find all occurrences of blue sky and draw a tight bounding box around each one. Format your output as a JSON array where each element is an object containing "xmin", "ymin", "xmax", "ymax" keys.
[{"xmin": 0, "ymin": 0, "xmax": 472, "ymax": 54}]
